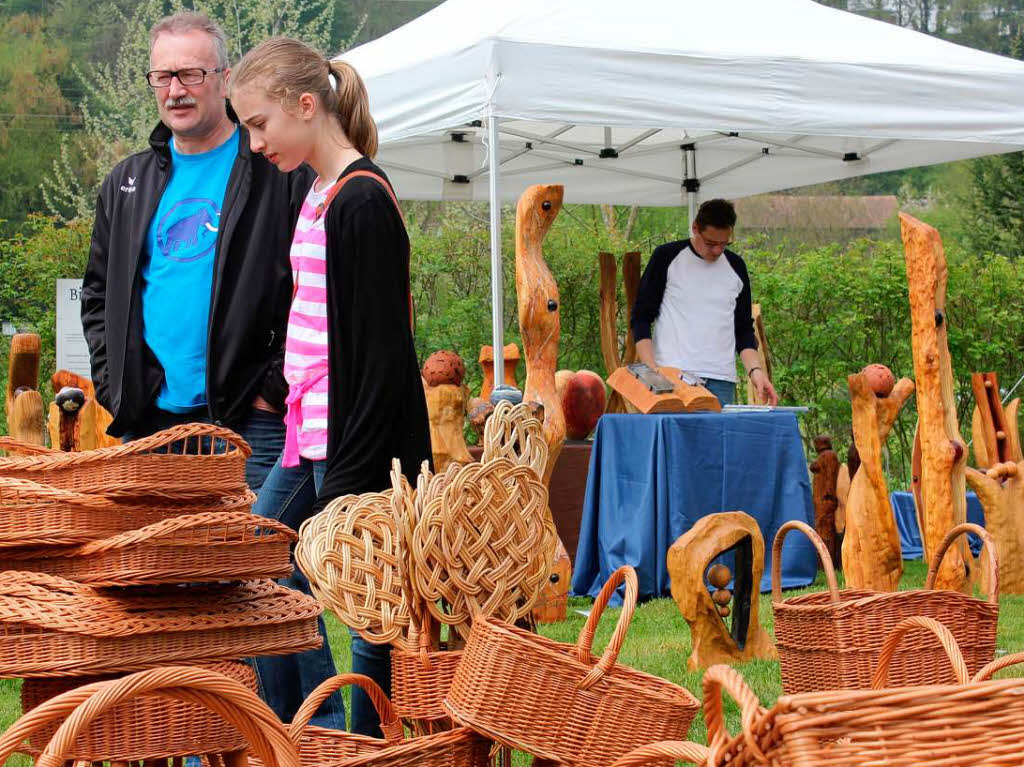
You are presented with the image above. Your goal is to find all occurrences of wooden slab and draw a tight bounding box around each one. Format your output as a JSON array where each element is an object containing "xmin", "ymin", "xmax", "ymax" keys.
[{"xmin": 607, "ymin": 365, "xmax": 721, "ymax": 414}]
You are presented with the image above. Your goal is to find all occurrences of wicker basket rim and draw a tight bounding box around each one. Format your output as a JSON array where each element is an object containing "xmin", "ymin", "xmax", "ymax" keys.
[{"xmin": 774, "ymin": 587, "xmax": 999, "ymax": 613}]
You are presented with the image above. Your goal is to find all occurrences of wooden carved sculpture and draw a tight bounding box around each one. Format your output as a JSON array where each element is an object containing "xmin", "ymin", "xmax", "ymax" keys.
[
  {"xmin": 606, "ymin": 365, "xmax": 720, "ymax": 414},
  {"xmin": 515, "ymin": 184, "xmax": 566, "ymax": 485},
  {"xmin": 5, "ymin": 333, "xmax": 44, "ymax": 445},
  {"xmin": 667, "ymin": 511, "xmax": 776, "ymax": 670},
  {"xmin": 745, "ymin": 304, "xmax": 773, "ymax": 405},
  {"xmin": 810, "ymin": 435, "xmax": 841, "ymax": 569},
  {"xmin": 842, "ymin": 372, "xmax": 914, "ymax": 591},
  {"xmin": 478, "ymin": 343, "xmax": 520, "ymax": 401},
  {"xmin": 834, "ymin": 444, "xmax": 859, "ymax": 554},
  {"xmin": 971, "ymin": 372, "xmax": 1023, "ymax": 469},
  {"xmin": 421, "ymin": 350, "xmax": 472, "ymax": 472},
  {"xmin": 599, "ymin": 251, "xmax": 640, "ymax": 414},
  {"xmin": 45, "ymin": 370, "xmax": 117, "ymax": 451},
  {"xmin": 531, "ymin": 537, "xmax": 572, "ymax": 624},
  {"xmin": 965, "ymin": 461, "xmax": 1024, "ymax": 594},
  {"xmin": 902, "ymin": 212, "xmax": 970, "ymax": 592}
]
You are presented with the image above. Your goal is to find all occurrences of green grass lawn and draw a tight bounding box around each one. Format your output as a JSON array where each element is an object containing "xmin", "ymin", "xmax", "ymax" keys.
[{"xmin": 3, "ymin": 560, "xmax": 1023, "ymax": 765}]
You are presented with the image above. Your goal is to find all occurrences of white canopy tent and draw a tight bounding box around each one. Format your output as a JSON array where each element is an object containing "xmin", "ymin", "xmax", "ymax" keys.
[{"xmin": 340, "ymin": 0, "xmax": 1024, "ymax": 376}]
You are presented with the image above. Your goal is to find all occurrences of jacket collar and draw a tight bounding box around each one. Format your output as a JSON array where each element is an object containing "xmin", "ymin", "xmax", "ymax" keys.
[{"xmin": 148, "ymin": 100, "xmax": 248, "ymax": 169}]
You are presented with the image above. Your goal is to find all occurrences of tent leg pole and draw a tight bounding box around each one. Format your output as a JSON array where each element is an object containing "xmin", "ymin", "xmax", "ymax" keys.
[
  {"xmin": 489, "ymin": 115, "xmax": 505, "ymax": 388},
  {"xmin": 688, "ymin": 191, "xmax": 696, "ymax": 228}
]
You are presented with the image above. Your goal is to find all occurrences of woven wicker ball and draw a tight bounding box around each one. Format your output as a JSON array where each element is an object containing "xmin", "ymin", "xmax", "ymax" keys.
[
  {"xmin": 422, "ymin": 350, "xmax": 465, "ymax": 387},
  {"xmin": 861, "ymin": 363, "xmax": 895, "ymax": 397}
]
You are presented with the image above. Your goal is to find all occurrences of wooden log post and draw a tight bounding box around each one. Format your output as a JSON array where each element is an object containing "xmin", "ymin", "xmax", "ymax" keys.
[
  {"xmin": 515, "ymin": 184, "xmax": 566, "ymax": 486},
  {"xmin": 600, "ymin": 251, "xmax": 642, "ymax": 415},
  {"xmin": 901, "ymin": 212, "xmax": 970, "ymax": 592},
  {"xmin": 745, "ymin": 304, "xmax": 773, "ymax": 405},
  {"xmin": 423, "ymin": 383, "xmax": 473, "ymax": 472},
  {"xmin": 965, "ymin": 461, "xmax": 1024, "ymax": 594},
  {"xmin": 6, "ymin": 333, "xmax": 44, "ymax": 445},
  {"xmin": 841, "ymin": 373, "xmax": 914, "ymax": 591},
  {"xmin": 667, "ymin": 511, "xmax": 777, "ymax": 670},
  {"xmin": 809, "ymin": 435, "xmax": 841, "ymax": 569}
]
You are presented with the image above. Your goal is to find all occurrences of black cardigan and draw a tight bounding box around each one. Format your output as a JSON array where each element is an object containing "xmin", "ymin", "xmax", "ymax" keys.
[{"xmin": 313, "ymin": 157, "xmax": 431, "ymax": 511}]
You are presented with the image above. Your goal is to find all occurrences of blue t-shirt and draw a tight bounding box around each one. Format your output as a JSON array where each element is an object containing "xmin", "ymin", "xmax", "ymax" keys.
[{"xmin": 142, "ymin": 128, "xmax": 239, "ymax": 413}]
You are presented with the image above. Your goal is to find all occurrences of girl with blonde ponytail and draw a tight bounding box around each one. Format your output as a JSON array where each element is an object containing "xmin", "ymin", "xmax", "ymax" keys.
[{"xmin": 230, "ymin": 37, "xmax": 430, "ymax": 738}]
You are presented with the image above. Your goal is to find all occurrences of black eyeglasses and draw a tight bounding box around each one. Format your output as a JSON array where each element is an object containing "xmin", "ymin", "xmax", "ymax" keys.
[{"xmin": 146, "ymin": 67, "xmax": 224, "ymax": 88}]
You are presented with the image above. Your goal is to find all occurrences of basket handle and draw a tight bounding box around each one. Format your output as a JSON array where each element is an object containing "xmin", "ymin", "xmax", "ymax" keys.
[
  {"xmin": 289, "ymin": 674, "xmax": 404, "ymax": 745},
  {"xmin": 0, "ymin": 475, "xmax": 116, "ymax": 507},
  {"xmin": 608, "ymin": 740, "xmax": 710, "ymax": 766},
  {"xmin": 871, "ymin": 616, "xmax": 970, "ymax": 689},
  {"xmin": 0, "ymin": 437, "xmax": 54, "ymax": 455},
  {"xmin": 573, "ymin": 565, "xmax": 638, "ymax": 690},
  {"xmin": 27, "ymin": 666, "xmax": 298, "ymax": 767},
  {"xmin": 123, "ymin": 422, "xmax": 252, "ymax": 458},
  {"xmin": 925, "ymin": 522, "xmax": 999, "ymax": 603},
  {"xmin": 771, "ymin": 520, "xmax": 840, "ymax": 604},
  {"xmin": 971, "ymin": 652, "xmax": 1024, "ymax": 682},
  {"xmin": 701, "ymin": 664, "xmax": 768, "ymax": 764}
]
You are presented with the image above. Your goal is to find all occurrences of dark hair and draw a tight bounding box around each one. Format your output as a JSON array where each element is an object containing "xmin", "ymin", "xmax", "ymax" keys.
[
  {"xmin": 230, "ymin": 37, "xmax": 378, "ymax": 158},
  {"xmin": 694, "ymin": 198, "xmax": 737, "ymax": 230}
]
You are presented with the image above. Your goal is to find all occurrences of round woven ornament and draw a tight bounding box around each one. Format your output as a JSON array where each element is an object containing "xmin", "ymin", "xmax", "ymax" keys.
[
  {"xmin": 481, "ymin": 400, "xmax": 547, "ymax": 477},
  {"xmin": 297, "ymin": 489, "xmax": 411, "ymax": 650},
  {"xmin": 410, "ymin": 457, "xmax": 556, "ymax": 637}
]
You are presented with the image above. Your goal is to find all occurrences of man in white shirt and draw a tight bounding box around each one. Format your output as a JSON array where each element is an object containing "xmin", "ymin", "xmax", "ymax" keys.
[{"xmin": 631, "ymin": 198, "xmax": 778, "ymax": 406}]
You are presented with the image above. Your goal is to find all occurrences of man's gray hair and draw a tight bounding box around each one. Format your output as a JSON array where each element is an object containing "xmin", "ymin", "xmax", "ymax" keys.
[{"xmin": 149, "ymin": 11, "xmax": 229, "ymax": 69}]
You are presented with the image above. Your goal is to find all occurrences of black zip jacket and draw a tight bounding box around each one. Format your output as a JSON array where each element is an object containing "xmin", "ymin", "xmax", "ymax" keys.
[{"xmin": 81, "ymin": 113, "xmax": 314, "ymax": 436}]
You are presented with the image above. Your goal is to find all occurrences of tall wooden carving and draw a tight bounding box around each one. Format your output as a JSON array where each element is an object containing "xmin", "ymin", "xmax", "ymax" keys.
[
  {"xmin": 745, "ymin": 304, "xmax": 773, "ymax": 405},
  {"xmin": 965, "ymin": 462, "xmax": 1024, "ymax": 594},
  {"xmin": 5, "ymin": 333, "xmax": 44, "ymax": 445},
  {"xmin": 810, "ymin": 435, "xmax": 840, "ymax": 569},
  {"xmin": 841, "ymin": 372, "xmax": 914, "ymax": 591},
  {"xmin": 902, "ymin": 212, "xmax": 969, "ymax": 592},
  {"xmin": 971, "ymin": 372, "xmax": 1022, "ymax": 469},
  {"xmin": 516, "ymin": 184, "xmax": 566, "ymax": 485},
  {"xmin": 667, "ymin": 511, "xmax": 777, "ymax": 669},
  {"xmin": 45, "ymin": 371, "xmax": 117, "ymax": 451},
  {"xmin": 599, "ymin": 251, "xmax": 641, "ymax": 414},
  {"xmin": 423, "ymin": 384, "xmax": 472, "ymax": 472}
]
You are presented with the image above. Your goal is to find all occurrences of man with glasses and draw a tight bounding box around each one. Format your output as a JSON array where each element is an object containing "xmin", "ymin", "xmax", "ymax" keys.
[
  {"xmin": 81, "ymin": 11, "xmax": 313, "ymax": 490},
  {"xmin": 631, "ymin": 198, "xmax": 778, "ymax": 406}
]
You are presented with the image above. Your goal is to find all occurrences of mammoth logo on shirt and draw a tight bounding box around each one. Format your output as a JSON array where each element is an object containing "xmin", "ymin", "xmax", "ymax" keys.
[{"xmin": 156, "ymin": 198, "xmax": 220, "ymax": 262}]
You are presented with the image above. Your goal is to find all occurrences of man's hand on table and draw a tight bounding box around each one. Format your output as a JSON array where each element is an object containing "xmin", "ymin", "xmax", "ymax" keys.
[{"xmin": 749, "ymin": 369, "xmax": 779, "ymax": 407}]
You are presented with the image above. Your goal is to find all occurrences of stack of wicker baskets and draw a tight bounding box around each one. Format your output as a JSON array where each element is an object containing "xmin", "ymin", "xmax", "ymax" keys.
[{"xmin": 0, "ymin": 423, "xmax": 323, "ymax": 764}]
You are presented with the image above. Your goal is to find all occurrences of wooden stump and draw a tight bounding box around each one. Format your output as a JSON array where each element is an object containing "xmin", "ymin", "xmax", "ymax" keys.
[
  {"xmin": 478, "ymin": 343, "xmax": 520, "ymax": 401},
  {"xmin": 5, "ymin": 333, "xmax": 44, "ymax": 445},
  {"xmin": 841, "ymin": 373, "xmax": 913, "ymax": 591},
  {"xmin": 423, "ymin": 383, "xmax": 472, "ymax": 473},
  {"xmin": 515, "ymin": 184, "xmax": 566, "ymax": 485},
  {"xmin": 745, "ymin": 304, "xmax": 773, "ymax": 405},
  {"xmin": 531, "ymin": 537, "xmax": 571, "ymax": 624},
  {"xmin": 810, "ymin": 435, "xmax": 840, "ymax": 569},
  {"xmin": 966, "ymin": 461, "xmax": 1024, "ymax": 594},
  {"xmin": 667, "ymin": 511, "xmax": 776, "ymax": 670},
  {"xmin": 901, "ymin": 212, "xmax": 969, "ymax": 592}
]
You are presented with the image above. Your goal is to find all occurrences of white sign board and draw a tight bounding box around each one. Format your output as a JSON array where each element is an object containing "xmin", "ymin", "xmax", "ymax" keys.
[{"xmin": 56, "ymin": 279, "xmax": 93, "ymax": 379}]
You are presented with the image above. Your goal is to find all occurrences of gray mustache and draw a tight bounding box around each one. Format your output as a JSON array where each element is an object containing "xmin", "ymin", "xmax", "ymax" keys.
[{"xmin": 164, "ymin": 95, "xmax": 197, "ymax": 108}]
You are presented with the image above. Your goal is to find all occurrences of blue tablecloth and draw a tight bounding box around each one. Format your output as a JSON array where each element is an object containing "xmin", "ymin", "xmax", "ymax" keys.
[
  {"xmin": 890, "ymin": 490, "xmax": 985, "ymax": 560},
  {"xmin": 571, "ymin": 412, "xmax": 817, "ymax": 601}
]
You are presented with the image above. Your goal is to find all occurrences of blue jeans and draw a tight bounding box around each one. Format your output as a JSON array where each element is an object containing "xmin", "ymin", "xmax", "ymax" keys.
[
  {"xmin": 122, "ymin": 406, "xmax": 285, "ymax": 493},
  {"xmin": 252, "ymin": 456, "xmax": 346, "ymax": 730},
  {"xmin": 703, "ymin": 378, "xmax": 736, "ymax": 406}
]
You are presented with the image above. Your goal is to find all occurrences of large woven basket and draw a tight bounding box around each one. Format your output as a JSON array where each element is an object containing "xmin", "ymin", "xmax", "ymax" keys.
[
  {"xmin": 702, "ymin": 616, "xmax": 1024, "ymax": 767},
  {"xmin": 19, "ymin": 660, "xmax": 258, "ymax": 760},
  {"xmin": 0, "ymin": 574, "xmax": 322, "ymax": 677},
  {"xmin": 773, "ymin": 520, "xmax": 998, "ymax": 693},
  {"xmin": 4, "ymin": 511, "xmax": 295, "ymax": 586},
  {"xmin": 443, "ymin": 566, "xmax": 700, "ymax": 766},
  {"xmin": 0, "ymin": 665, "xmax": 300, "ymax": 767},
  {"xmin": 390, "ymin": 615, "xmax": 463, "ymax": 723},
  {"xmin": 0, "ymin": 475, "xmax": 256, "ymax": 548},
  {"xmin": 0, "ymin": 422, "xmax": 250, "ymax": 499},
  {"xmin": 249, "ymin": 673, "xmax": 491, "ymax": 767}
]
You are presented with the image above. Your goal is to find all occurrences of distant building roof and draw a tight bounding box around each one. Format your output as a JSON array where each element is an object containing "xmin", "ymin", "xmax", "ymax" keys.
[{"xmin": 734, "ymin": 195, "xmax": 899, "ymax": 230}]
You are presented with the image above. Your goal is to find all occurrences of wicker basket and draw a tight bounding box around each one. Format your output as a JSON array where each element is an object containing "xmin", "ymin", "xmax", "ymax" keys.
[
  {"xmin": 390, "ymin": 615, "xmax": 463, "ymax": 723},
  {"xmin": 443, "ymin": 566, "xmax": 700, "ymax": 766},
  {"xmin": 609, "ymin": 741, "xmax": 709, "ymax": 766},
  {"xmin": 20, "ymin": 660, "xmax": 258, "ymax": 760},
  {"xmin": 0, "ymin": 475, "xmax": 257, "ymax": 548},
  {"xmin": 0, "ymin": 574, "xmax": 323, "ymax": 677},
  {"xmin": 0, "ymin": 437, "xmax": 54, "ymax": 456},
  {"xmin": 249, "ymin": 673, "xmax": 491, "ymax": 767},
  {"xmin": 4, "ymin": 511, "xmax": 295, "ymax": 586},
  {"xmin": 772, "ymin": 520, "xmax": 998, "ymax": 693},
  {"xmin": 0, "ymin": 665, "xmax": 299, "ymax": 767},
  {"xmin": 703, "ymin": 616, "xmax": 1024, "ymax": 767},
  {"xmin": 0, "ymin": 422, "xmax": 251, "ymax": 499}
]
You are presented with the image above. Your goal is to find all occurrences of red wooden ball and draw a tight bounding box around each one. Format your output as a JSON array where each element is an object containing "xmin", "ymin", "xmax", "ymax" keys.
[
  {"xmin": 861, "ymin": 363, "xmax": 895, "ymax": 398},
  {"xmin": 562, "ymin": 370, "xmax": 606, "ymax": 440},
  {"xmin": 422, "ymin": 350, "xmax": 465, "ymax": 387}
]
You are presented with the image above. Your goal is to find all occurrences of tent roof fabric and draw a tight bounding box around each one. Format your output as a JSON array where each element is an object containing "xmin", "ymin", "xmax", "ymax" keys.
[{"xmin": 342, "ymin": 0, "xmax": 1024, "ymax": 204}]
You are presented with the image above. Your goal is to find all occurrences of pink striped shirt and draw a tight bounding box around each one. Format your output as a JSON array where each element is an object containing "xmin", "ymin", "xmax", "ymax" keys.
[{"xmin": 283, "ymin": 181, "xmax": 331, "ymax": 462}]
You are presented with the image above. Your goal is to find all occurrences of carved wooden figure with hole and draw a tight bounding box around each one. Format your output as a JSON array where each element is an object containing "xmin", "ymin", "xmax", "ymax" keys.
[{"xmin": 667, "ymin": 511, "xmax": 776, "ymax": 670}]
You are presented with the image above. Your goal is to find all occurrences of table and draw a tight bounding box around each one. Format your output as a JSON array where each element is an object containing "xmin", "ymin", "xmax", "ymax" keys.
[
  {"xmin": 890, "ymin": 491, "xmax": 985, "ymax": 560},
  {"xmin": 571, "ymin": 411, "xmax": 817, "ymax": 601}
]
